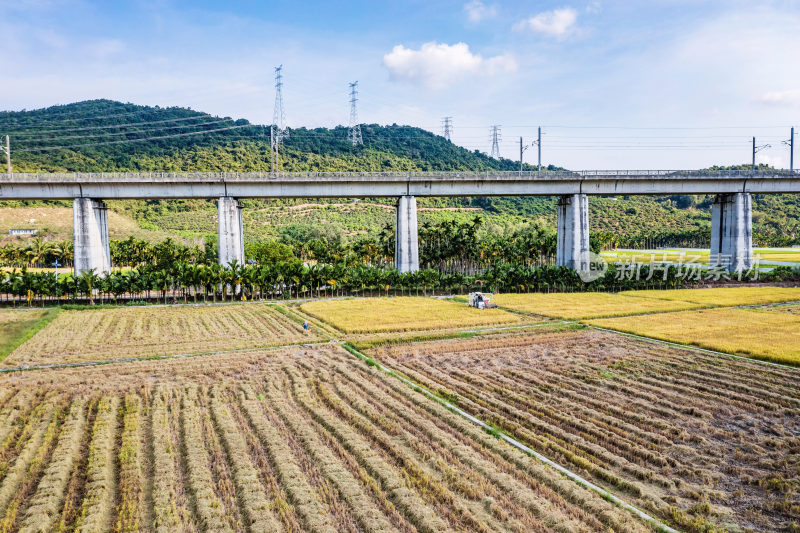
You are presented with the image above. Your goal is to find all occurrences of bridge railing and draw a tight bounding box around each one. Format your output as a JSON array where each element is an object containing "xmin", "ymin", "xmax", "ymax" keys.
[{"xmin": 3, "ymin": 169, "xmax": 798, "ymax": 181}]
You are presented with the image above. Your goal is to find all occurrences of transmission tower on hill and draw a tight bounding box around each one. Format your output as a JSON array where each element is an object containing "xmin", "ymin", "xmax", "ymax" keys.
[
  {"xmin": 490, "ymin": 125, "xmax": 501, "ymax": 158},
  {"xmin": 271, "ymin": 65, "xmax": 288, "ymax": 172},
  {"xmin": 348, "ymin": 81, "xmax": 363, "ymax": 146},
  {"xmin": 441, "ymin": 116, "xmax": 453, "ymax": 141}
]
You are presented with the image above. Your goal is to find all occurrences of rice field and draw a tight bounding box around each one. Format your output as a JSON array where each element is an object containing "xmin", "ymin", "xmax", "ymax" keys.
[
  {"xmin": 589, "ymin": 307, "xmax": 800, "ymax": 365},
  {"xmin": 622, "ymin": 286, "xmax": 800, "ymax": 306},
  {"xmin": 2, "ymin": 304, "xmax": 320, "ymax": 367},
  {"xmin": 0, "ymin": 344, "xmax": 649, "ymax": 532},
  {"xmin": 370, "ymin": 329, "xmax": 800, "ymax": 532},
  {"xmin": 492, "ymin": 292, "xmax": 704, "ymax": 319},
  {"xmin": 300, "ymin": 297, "xmax": 524, "ymax": 333}
]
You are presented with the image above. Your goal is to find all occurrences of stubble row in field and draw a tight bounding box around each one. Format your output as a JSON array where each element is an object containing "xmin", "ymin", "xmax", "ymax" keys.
[
  {"xmin": 369, "ymin": 329, "xmax": 800, "ymax": 532},
  {"xmin": 3, "ymin": 304, "xmax": 321, "ymax": 367},
  {"xmin": 0, "ymin": 344, "xmax": 649, "ymax": 532}
]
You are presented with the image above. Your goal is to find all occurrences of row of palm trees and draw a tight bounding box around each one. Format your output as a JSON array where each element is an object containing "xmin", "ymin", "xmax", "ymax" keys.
[
  {"xmin": 1, "ymin": 259, "xmax": 695, "ymax": 306},
  {"xmin": 0, "ymin": 238, "xmax": 73, "ymax": 268},
  {"xmin": 2, "ymin": 218, "xmax": 564, "ymax": 273}
]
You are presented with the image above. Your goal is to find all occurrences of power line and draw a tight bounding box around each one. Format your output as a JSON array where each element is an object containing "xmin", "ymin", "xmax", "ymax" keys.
[
  {"xmin": 0, "ymin": 109, "xmax": 151, "ymax": 127},
  {"xmin": 542, "ymin": 125, "xmax": 793, "ymax": 130},
  {"xmin": 12, "ymin": 119, "xmax": 235, "ymax": 144},
  {"xmin": 15, "ymin": 124, "xmax": 254, "ymax": 152},
  {"xmin": 348, "ymin": 81, "xmax": 363, "ymax": 146},
  {"xmin": 5, "ymin": 114, "xmax": 217, "ymax": 136}
]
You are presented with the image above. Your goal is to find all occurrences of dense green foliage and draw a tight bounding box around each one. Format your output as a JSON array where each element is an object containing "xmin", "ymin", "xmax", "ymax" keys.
[{"xmin": 2, "ymin": 99, "xmax": 526, "ymax": 172}]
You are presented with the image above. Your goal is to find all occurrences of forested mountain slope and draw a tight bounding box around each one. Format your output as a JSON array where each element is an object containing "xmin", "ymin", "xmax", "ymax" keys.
[{"xmin": 1, "ymin": 100, "xmax": 798, "ymax": 247}]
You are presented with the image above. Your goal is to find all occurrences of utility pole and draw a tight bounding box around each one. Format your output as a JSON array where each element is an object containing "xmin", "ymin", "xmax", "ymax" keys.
[
  {"xmin": 348, "ymin": 81, "xmax": 363, "ymax": 146},
  {"xmin": 489, "ymin": 125, "xmax": 501, "ymax": 159},
  {"xmin": 529, "ymin": 127, "xmax": 542, "ymax": 171},
  {"xmin": 784, "ymin": 127, "xmax": 795, "ymax": 173},
  {"xmin": 752, "ymin": 136, "xmax": 771, "ymax": 172},
  {"xmin": 537, "ymin": 126, "xmax": 542, "ymax": 171},
  {"xmin": 519, "ymin": 136, "xmax": 530, "ymax": 173},
  {"xmin": 441, "ymin": 117, "xmax": 453, "ymax": 141},
  {"xmin": 271, "ymin": 65, "xmax": 288, "ymax": 173},
  {"xmin": 2, "ymin": 135, "xmax": 9, "ymax": 175}
]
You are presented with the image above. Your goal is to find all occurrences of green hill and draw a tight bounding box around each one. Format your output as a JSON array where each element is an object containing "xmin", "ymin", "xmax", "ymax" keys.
[{"xmin": 1, "ymin": 99, "xmax": 798, "ymax": 248}]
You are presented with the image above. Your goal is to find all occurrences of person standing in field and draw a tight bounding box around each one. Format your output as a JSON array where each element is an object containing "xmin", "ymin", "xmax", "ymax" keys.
[{"xmin": 303, "ymin": 319, "xmax": 309, "ymax": 333}]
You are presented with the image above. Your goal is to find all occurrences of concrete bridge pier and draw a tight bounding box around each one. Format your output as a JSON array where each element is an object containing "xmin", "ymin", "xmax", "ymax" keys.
[
  {"xmin": 710, "ymin": 192, "xmax": 753, "ymax": 272},
  {"xmin": 218, "ymin": 196, "xmax": 245, "ymax": 267},
  {"xmin": 395, "ymin": 195, "xmax": 419, "ymax": 273},
  {"xmin": 556, "ymin": 194, "xmax": 590, "ymax": 270},
  {"xmin": 73, "ymin": 198, "xmax": 111, "ymax": 276}
]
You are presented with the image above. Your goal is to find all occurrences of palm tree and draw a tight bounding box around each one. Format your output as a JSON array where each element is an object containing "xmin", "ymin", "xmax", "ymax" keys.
[{"xmin": 80, "ymin": 269, "xmax": 101, "ymax": 305}]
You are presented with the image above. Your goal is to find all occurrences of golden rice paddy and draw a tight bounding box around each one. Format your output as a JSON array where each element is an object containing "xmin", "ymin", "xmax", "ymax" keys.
[
  {"xmin": 492, "ymin": 291, "xmax": 704, "ymax": 319},
  {"xmin": 300, "ymin": 296, "xmax": 523, "ymax": 333},
  {"xmin": 622, "ymin": 286, "xmax": 800, "ymax": 306},
  {"xmin": 589, "ymin": 307, "xmax": 800, "ymax": 365}
]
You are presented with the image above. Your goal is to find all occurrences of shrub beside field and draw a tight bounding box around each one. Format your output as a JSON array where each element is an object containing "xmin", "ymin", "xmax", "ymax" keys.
[
  {"xmin": 589, "ymin": 307, "xmax": 800, "ymax": 365},
  {"xmin": 0, "ymin": 345, "xmax": 649, "ymax": 532},
  {"xmin": 493, "ymin": 291, "xmax": 703, "ymax": 319},
  {"xmin": 301, "ymin": 296, "xmax": 523, "ymax": 333},
  {"xmin": 3, "ymin": 304, "xmax": 320, "ymax": 367},
  {"xmin": 370, "ymin": 329, "xmax": 800, "ymax": 531}
]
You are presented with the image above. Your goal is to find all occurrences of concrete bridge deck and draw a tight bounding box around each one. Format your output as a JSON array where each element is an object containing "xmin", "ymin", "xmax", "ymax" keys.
[{"xmin": 1, "ymin": 170, "xmax": 799, "ymax": 199}]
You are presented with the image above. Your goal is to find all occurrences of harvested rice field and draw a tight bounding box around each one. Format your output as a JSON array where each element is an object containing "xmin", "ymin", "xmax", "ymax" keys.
[
  {"xmin": 300, "ymin": 296, "xmax": 525, "ymax": 333},
  {"xmin": 369, "ymin": 329, "xmax": 800, "ymax": 532},
  {"xmin": 623, "ymin": 286, "xmax": 800, "ymax": 307},
  {"xmin": 0, "ymin": 309, "xmax": 59, "ymax": 362},
  {"xmin": 2, "ymin": 304, "xmax": 320, "ymax": 367},
  {"xmin": 492, "ymin": 292, "xmax": 704, "ymax": 319},
  {"xmin": 0, "ymin": 344, "xmax": 650, "ymax": 533},
  {"xmin": 589, "ymin": 307, "xmax": 800, "ymax": 365}
]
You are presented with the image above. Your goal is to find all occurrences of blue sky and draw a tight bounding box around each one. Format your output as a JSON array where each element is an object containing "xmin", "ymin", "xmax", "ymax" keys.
[{"xmin": 1, "ymin": 0, "xmax": 799, "ymax": 169}]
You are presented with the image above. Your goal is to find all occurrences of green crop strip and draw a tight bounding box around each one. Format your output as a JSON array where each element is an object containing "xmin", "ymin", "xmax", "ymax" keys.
[{"xmin": 0, "ymin": 308, "xmax": 61, "ymax": 363}]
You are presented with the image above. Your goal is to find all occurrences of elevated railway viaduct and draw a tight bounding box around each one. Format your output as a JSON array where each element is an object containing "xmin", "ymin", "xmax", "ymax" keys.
[{"xmin": 2, "ymin": 169, "xmax": 799, "ymax": 275}]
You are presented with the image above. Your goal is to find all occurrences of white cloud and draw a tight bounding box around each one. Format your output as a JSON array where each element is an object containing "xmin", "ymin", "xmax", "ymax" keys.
[
  {"xmin": 759, "ymin": 90, "xmax": 800, "ymax": 106},
  {"xmin": 382, "ymin": 41, "xmax": 516, "ymax": 89},
  {"xmin": 86, "ymin": 38, "xmax": 125, "ymax": 60},
  {"xmin": 463, "ymin": 0, "xmax": 496, "ymax": 23},
  {"xmin": 515, "ymin": 7, "xmax": 577, "ymax": 38}
]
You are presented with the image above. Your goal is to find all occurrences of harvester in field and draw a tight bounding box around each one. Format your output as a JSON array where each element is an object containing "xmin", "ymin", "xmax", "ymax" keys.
[{"xmin": 468, "ymin": 292, "xmax": 497, "ymax": 309}]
